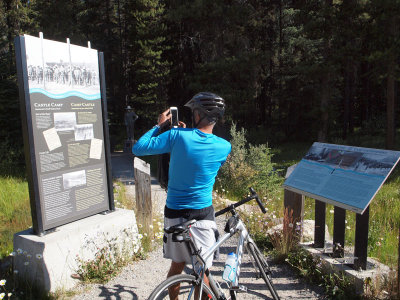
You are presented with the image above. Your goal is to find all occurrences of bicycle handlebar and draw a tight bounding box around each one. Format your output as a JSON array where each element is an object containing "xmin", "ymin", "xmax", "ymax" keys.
[
  {"xmin": 251, "ymin": 187, "xmax": 267, "ymax": 214},
  {"xmin": 215, "ymin": 187, "xmax": 267, "ymax": 217}
]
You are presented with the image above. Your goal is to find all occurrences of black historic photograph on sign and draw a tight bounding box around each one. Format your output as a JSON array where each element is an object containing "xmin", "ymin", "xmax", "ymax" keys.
[{"xmin": 54, "ymin": 112, "xmax": 77, "ymax": 131}]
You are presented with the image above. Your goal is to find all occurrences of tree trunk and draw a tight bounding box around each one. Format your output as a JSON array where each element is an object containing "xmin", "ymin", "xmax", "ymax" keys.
[
  {"xmin": 5, "ymin": 0, "xmax": 13, "ymax": 73},
  {"xmin": 386, "ymin": 15, "xmax": 397, "ymax": 150},
  {"xmin": 318, "ymin": 74, "xmax": 330, "ymax": 142},
  {"xmin": 318, "ymin": 0, "xmax": 333, "ymax": 143},
  {"xmin": 386, "ymin": 64, "xmax": 395, "ymax": 149},
  {"xmin": 343, "ymin": 60, "xmax": 351, "ymax": 140}
]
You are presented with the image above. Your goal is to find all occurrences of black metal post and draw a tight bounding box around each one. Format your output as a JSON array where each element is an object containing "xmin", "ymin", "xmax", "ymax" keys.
[
  {"xmin": 15, "ymin": 36, "xmax": 45, "ymax": 235},
  {"xmin": 98, "ymin": 52, "xmax": 115, "ymax": 212},
  {"xmin": 314, "ymin": 200, "xmax": 326, "ymax": 248},
  {"xmin": 333, "ymin": 206, "xmax": 346, "ymax": 257},
  {"xmin": 354, "ymin": 206, "xmax": 369, "ymax": 270}
]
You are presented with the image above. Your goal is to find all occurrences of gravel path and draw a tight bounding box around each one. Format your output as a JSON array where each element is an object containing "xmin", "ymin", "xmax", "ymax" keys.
[{"xmin": 71, "ymin": 184, "xmax": 326, "ymax": 299}]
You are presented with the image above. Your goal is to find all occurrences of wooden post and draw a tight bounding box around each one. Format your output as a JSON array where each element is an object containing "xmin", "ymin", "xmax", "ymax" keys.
[
  {"xmin": 134, "ymin": 157, "xmax": 152, "ymax": 232},
  {"xmin": 333, "ymin": 206, "xmax": 346, "ymax": 258},
  {"xmin": 354, "ymin": 206, "xmax": 369, "ymax": 270},
  {"xmin": 314, "ymin": 200, "xmax": 326, "ymax": 248},
  {"xmin": 283, "ymin": 189, "xmax": 304, "ymax": 240}
]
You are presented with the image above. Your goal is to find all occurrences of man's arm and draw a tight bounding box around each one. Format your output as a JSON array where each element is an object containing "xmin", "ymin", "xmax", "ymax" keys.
[
  {"xmin": 132, "ymin": 126, "xmax": 173, "ymax": 156},
  {"xmin": 132, "ymin": 109, "xmax": 173, "ymax": 156}
]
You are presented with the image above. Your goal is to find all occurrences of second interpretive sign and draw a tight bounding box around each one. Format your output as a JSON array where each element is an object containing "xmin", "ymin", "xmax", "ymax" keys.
[
  {"xmin": 15, "ymin": 34, "xmax": 113, "ymax": 234},
  {"xmin": 283, "ymin": 142, "xmax": 400, "ymax": 214}
]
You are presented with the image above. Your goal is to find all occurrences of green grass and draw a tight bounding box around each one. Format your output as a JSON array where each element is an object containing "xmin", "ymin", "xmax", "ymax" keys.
[
  {"xmin": 0, "ymin": 176, "xmax": 31, "ymax": 259},
  {"xmin": 368, "ymin": 177, "xmax": 400, "ymax": 266}
]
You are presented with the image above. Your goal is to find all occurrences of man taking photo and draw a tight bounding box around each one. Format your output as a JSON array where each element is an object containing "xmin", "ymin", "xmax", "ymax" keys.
[{"xmin": 133, "ymin": 92, "xmax": 231, "ymax": 299}]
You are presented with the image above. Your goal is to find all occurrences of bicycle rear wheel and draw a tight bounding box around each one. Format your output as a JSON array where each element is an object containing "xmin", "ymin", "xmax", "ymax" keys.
[
  {"xmin": 148, "ymin": 274, "xmax": 217, "ymax": 300},
  {"xmin": 247, "ymin": 242, "xmax": 280, "ymax": 300}
]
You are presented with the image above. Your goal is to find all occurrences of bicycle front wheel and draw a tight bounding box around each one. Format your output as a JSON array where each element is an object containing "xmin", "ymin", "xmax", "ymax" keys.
[
  {"xmin": 148, "ymin": 274, "xmax": 217, "ymax": 300},
  {"xmin": 247, "ymin": 242, "xmax": 280, "ymax": 300}
]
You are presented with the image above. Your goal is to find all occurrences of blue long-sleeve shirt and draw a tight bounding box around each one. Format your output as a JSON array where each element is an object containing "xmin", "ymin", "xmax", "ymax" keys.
[{"xmin": 133, "ymin": 126, "xmax": 231, "ymax": 210}]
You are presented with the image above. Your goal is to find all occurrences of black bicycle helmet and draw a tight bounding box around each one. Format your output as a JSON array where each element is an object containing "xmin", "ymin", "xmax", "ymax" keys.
[{"xmin": 184, "ymin": 92, "xmax": 225, "ymax": 121}]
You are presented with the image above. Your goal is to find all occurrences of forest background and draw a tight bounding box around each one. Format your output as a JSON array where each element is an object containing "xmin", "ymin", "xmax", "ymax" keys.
[{"xmin": 1, "ymin": 0, "xmax": 400, "ymax": 169}]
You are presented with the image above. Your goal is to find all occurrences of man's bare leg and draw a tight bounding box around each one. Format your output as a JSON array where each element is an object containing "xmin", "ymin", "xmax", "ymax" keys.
[{"xmin": 167, "ymin": 261, "xmax": 185, "ymax": 300}]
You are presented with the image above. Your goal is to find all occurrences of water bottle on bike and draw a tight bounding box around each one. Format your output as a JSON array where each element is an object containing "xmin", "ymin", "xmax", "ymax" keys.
[{"xmin": 222, "ymin": 252, "xmax": 237, "ymax": 282}]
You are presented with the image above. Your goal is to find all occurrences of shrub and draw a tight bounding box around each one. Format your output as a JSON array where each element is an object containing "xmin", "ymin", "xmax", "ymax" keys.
[{"xmin": 216, "ymin": 123, "xmax": 282, "ymax": 200}]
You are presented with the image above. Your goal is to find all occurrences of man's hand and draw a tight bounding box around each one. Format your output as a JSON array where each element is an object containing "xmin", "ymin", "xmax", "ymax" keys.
[
  {"xmin": 157, "ymin": 109, "xmax": 171, "ymax": 126},
  {"xmin": 157, "ymin": 109, "xmax": 186, "ymax": 128}
]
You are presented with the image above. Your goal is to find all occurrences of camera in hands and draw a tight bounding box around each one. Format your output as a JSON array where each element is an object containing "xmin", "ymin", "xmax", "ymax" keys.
[{"xmin": 170, "ymin": 107, "xmax": 179, "ymax": 128}]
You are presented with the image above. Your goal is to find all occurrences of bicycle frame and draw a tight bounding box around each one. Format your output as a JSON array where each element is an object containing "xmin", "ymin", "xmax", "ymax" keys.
[
  {"xmin": 187, "ymin": 210, "xmax": 252, "ymax": 299},
  {"xmin": 160, "ymin": 188, "xmax": 278, "ymax": 300}
]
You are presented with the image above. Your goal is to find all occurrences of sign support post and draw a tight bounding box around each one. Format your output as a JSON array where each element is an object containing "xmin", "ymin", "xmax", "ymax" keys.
[
  {"xmin": 354, "ymin": 206, "xmax": 370, "ymax": 270},
  {"xmin": 314, "ymin": 200, "xmax": 326, "ymax": 248},
  {"xmin": 15, "ymin": 36, "xmax": 45, "ymax": 235},
  {"xmin": 333, "ymin": 206, "xmax": 346, "ymax": 258}
]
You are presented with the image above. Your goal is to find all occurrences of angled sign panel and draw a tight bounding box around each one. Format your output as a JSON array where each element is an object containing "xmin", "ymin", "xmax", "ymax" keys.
[{"xmin": 283, "ymin": 142, "xmax": 400, "ymax": 214}]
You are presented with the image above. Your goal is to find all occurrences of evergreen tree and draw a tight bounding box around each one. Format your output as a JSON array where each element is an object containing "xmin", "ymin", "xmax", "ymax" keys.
[
  {"xmin": 0, "ymin": 0, "xmax": 36, "ymax": 174},
  {"xmin": 125, "ymin": 0, "xmax": 170, "ymax": 126}
]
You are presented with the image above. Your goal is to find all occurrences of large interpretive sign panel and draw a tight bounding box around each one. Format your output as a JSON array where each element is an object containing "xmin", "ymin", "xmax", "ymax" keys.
[
  {"xmin": 15, "ymin": 34, "xmax": 114, "ymax": 234},
  {"xmin": 283, "ymin": 142, "xmax": 400, "ymax": 214}
]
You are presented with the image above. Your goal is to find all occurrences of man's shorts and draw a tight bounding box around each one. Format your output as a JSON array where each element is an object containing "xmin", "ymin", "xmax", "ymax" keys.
[{"xmin": 163, "ymin": 205, "xmax": 217, "ymax": 268}]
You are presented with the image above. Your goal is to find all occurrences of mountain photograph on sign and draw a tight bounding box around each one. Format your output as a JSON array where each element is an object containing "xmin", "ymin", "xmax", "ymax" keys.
[{"xmin": 304, "ymin": 144, "xmax": 399, "ymax": 176}]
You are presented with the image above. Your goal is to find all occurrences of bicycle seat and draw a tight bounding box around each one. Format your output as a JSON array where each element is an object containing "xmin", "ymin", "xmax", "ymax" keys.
[{"xmin": 164, "ymin": 219, "xmax": 197, "ymax": 234}]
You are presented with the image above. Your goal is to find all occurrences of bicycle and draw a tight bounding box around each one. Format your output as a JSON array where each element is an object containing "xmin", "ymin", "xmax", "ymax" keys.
[{"xmin": 148, "ymin": 188, "xmax": 280, "ymax": 300}]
